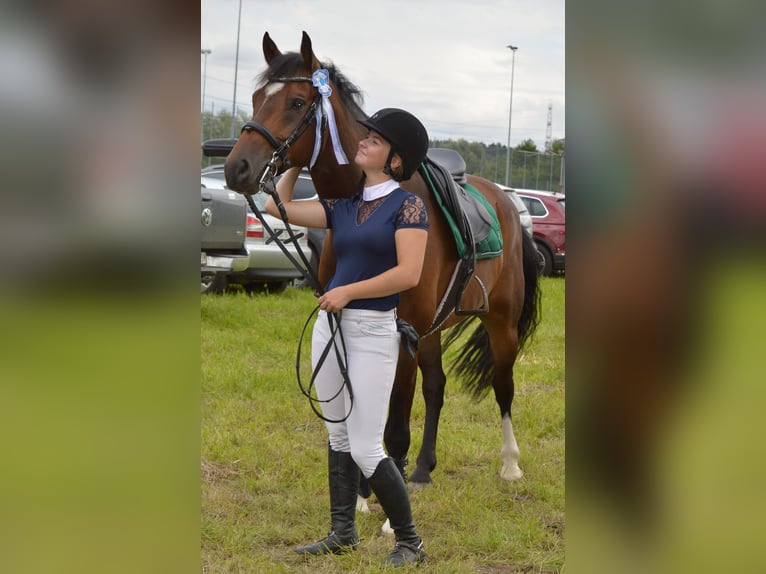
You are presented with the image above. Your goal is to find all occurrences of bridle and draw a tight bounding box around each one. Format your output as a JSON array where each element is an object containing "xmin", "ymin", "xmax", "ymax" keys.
[
  {"xmin": 240, "ymin": 74, "xmax": 325, "ymax": 189},
  {"xmin": 238, "ymin": 73, "xmax": 326, "ymax": 290}
]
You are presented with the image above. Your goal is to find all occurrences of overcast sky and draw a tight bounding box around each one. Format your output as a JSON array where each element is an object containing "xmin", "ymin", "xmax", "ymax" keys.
[{"xmin": 201, "ymin": 0, "xmax": 564, "ymax": 147}]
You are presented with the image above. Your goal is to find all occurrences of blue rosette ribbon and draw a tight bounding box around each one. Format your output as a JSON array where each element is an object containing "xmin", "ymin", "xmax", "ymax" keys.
[{"xmin": 310, "ymin": 69, "xmax": 349, "ymax": 167}]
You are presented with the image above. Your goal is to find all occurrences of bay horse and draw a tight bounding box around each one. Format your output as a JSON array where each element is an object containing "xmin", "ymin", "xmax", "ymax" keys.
[{"xmin": 224, "ymin": 31, "xmax": 540, "ymax": 491}]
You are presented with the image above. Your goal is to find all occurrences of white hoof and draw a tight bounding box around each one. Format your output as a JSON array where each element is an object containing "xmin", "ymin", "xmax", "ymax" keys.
[
  {"xmin": 380, "ymin": 518, "xmax": 394, "ymax": 536},
  {"xmin": 356, "ymin": 495, "xmax": 370, "ymax": 514},
  {"xmin": 500, "ymin": 464, "xmax": 524, "ymax": 481}
]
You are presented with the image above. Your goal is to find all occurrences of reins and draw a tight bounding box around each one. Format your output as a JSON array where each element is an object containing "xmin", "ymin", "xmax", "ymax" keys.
[
  {"xmin": 241, "ymin": 71, "xmax": 355, "ymax": 424},
  {"xmin": 245, "ymin": 178, "xmax": 355, "ymax": 424}
]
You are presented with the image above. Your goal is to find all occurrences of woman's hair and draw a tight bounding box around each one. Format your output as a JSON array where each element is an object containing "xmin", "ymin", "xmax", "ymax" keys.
[{"xmin": 388, "ymin": 152, "xmax": 405, "ymax": 181}]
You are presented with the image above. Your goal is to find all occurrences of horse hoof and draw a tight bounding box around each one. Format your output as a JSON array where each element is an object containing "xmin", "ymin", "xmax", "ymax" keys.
[
  {"xmin": 380, "ymin": 518, "xmax": 394, "ymax": 536},
  {"xmin": 500, "ymin": 464, "xmax": 524, "ymax": 481},
  {"xmin": 356, "ymin": 495, "xmax": 370, "ymax": 514},
  {"xmin": 407, "ymin": 468, "xmax": 433, "ymax": 486},
  {"xmin": 407, "ymin": 480, "xmax": 429, "ymax": 493}
]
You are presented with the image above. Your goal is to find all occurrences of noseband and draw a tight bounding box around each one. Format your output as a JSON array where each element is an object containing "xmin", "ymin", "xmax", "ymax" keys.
[{"xmin": 240, "ymin": 75, "xmax": 325, "ymax": 185}]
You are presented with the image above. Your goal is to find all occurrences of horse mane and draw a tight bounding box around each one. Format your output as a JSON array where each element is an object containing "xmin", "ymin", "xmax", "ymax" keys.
[{"xmin": 256, "ymin": 53, "xmax": 367, "ymax": 121}]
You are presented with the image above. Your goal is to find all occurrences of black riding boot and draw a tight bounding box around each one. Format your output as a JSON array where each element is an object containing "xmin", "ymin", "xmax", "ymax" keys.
[
  {"xmin": 295, "ymin": 446, "xmax": 361, "ymax": 555},
  {"xmin": 368, "ymin": 457, "xmax": 427, "ymax": 566}
]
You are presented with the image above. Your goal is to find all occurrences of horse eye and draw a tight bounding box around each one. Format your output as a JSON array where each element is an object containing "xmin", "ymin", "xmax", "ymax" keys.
[{"xmin": 291, "ymin": 98, "xmax": 305, "ymax": 110}]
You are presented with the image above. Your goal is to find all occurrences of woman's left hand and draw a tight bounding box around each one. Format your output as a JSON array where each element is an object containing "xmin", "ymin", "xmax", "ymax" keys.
[{"xmin": 318, "ymin": 287, "xmax": 352, "ymax": 314}]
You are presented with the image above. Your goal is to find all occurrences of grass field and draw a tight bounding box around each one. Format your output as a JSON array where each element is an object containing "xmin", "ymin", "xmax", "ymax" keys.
[{"xmin": 201, "ymin": 276, "xmax": 564, "ymax": 573}]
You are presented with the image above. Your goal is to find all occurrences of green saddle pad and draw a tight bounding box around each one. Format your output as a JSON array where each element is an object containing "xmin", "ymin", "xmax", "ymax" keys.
[{"xmin": 431, "ymin": 181, "xmax": 503, "ymax": 260}]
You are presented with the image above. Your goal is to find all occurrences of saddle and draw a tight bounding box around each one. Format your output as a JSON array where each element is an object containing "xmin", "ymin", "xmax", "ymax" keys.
[
  {"xmin": 418, "ymin": 148, "xmax": 503, "ymax": 336},
  {"xmin": 424, "ymin": 148, "xmax": 496, "ymax": 249}
]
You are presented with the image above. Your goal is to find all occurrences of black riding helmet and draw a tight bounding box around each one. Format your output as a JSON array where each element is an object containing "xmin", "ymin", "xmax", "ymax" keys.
[{"xmin": 357, "ymin": 108, "xmax": 429, "ymax": 181}]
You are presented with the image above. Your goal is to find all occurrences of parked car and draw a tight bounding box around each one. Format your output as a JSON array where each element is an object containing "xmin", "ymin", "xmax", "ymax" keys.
[
  {"xmin": 276, "ymin": 169, "xmax": 327, "ymax": 288},
  {"xmin": 201, "ymin": 165, "xmax": 314, "ymax": 293},
  {"xmin": 496, "ymin": 184, "xmax": 534, "ymax": 238},
  {"xmin": 200, "ymin": 184, "xmax": 249, "ymax": 294},
  {"xmin": 202, "ymin": 164, "xmax": 326, "ymax": 290},
  {"xmin": 515, "ymin": 189, "xmax": 566, "ymax": 276}
]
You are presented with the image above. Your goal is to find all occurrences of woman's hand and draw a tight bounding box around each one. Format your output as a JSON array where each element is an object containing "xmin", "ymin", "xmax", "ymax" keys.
[
  {"xmin": 264, "ymin": 167, "xmax": 300, "ymax": 217},
  {"xmin": 263, "ymin": 167, "xmax": 328, "ymax": 229},
  {"xmin": 318, "ymin": 286, "xmax": 353, "ymax": 314}
]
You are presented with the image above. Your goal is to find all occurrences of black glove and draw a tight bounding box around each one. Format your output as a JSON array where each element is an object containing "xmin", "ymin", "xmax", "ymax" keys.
[{"xmin": 396, "ymin": 318, "xmax": 419, "ymax": 359}]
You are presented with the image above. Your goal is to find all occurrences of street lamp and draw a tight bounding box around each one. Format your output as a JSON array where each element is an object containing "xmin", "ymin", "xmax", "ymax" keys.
[
  {"xmin": 200, "ymin": 48, "xmax": 210, "ymax": 140},
  {"xmin": 504, "ymin": 45, "xmax": 518, "ymax": 187},
  {"xmin": 231, "ymin": 0, "xmax": 243, "ymax": 137}
]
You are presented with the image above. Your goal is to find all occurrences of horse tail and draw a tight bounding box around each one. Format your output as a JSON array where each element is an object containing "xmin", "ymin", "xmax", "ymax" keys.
[
  {"xmin": 443, "ymin": 231, "xmax": 541, "ymax": 400},
  {"xmin": 518, "ymin": 229, "xmax": 542, "ymax": 350},
  {"xmin": 443, "ymin": 317, "xmax": 493, "ymax": 400}
]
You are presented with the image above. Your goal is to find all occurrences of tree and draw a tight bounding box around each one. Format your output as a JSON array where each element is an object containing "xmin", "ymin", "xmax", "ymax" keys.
[
  {"xmin": 549, "ymin": 138, "xmax": 565, "ymax": 155},
  {"xmin": 201, "ymin": 109, "xmax": 251, "ymax": 142},
  {"xmin": 516, "ymin": 138, "xmax": 539, "ymax": 152},
  {"xmin": 201, "ymin": 109, "xmax": 253, "ymax": 167}
]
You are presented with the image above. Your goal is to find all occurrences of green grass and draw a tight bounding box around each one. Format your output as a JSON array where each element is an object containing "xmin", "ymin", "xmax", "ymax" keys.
[{"xmin": 201, "ymin": 277, "xmax": 564, "ymax": 573}]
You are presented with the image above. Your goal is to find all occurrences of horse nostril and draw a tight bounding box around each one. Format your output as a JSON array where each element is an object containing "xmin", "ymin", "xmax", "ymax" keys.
[
  {"xmin": 236, "ymin": 158, "xmax": 250, "ymax": 177},
  {"xmin": 225, "ymin": 157, "xmax": 251, "ymax": 189}
]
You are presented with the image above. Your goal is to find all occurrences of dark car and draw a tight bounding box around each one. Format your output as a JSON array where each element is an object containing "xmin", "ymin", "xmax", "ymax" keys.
[{"xmin": 515, "ymin": 189, "xmax": 565, "ymax": 276}]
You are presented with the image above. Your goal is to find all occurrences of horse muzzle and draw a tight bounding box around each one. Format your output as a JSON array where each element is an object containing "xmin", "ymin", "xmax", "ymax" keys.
[
  {"xmin": 225, "ymin": 149, "xmax": 281, "ymax": 195},
  {"xmin": 223, "ymin": 154, "xmax": 257, "ymax": 194}
]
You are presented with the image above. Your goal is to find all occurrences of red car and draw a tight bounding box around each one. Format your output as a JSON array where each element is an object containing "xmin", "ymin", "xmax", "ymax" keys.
[{"xmin": 515, "ymin": 189, "xmax": 565, "ymax": 276}]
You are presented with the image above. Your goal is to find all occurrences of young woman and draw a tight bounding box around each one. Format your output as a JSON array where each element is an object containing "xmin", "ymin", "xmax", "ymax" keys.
[{"xmin": 264, "ymin": 108, "xmax": 429, "ymax": 567}]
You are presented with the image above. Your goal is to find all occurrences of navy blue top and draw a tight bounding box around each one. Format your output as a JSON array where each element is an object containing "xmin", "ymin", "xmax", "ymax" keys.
[{"xmin": 320, "ymin": 188, "xmax": 429, "ymax": 310}]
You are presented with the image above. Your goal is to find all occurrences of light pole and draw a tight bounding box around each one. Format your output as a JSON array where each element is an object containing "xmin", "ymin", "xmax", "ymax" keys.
[
  {"xmin": 230, "ymin": 0, "xmax": 243, "ymax": 137},
  {"xmin": 201, "ymin": 48, "xmax": 211, "ymax": 141},
  {"xmin": 504, "ymin": 45, "xmax": 518, "ymax": 187}
]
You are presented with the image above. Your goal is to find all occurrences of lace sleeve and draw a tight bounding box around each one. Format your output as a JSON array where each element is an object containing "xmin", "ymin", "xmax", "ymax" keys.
[
  {"xmin": 319, "ymin": 198, "xmax": 340, "ymax": 228},
  {"xmin": 320, "ymin": 198, "xmax": 340, "ymax": 213},
  {"xmin": 396, "ymin": 194, "xmax": 429, "ymax": 229}
]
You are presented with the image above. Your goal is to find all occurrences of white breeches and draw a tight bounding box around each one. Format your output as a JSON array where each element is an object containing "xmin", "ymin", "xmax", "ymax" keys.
[{"xmin": 312, "ymin": 308, "xmax": 400, "ymax": 478}]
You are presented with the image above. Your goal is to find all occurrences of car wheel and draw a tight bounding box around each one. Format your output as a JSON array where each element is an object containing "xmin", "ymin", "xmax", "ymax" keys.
[
  {"xmin": 535, "ymin": 242, "xmax": 554, "ymax": 276},
  {"xmin": 265, "ymin": 281, "xmax": 288, "ymax": 294},
  {"xmin": 243, "ymin": 282, "xmax": 265, "ymax": 294},
  {"xmin": 201, "ymin": 271, "xmax": 227, "ymax": 294},
  {"xmin": 243, "ymin": 281, "xmax": 288, "ymax": 294}
]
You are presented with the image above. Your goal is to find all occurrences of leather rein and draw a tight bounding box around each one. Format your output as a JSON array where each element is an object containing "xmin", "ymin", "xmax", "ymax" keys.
[{"xmin": 239, "ymin": 74, "xmax": 353, "ymax": 424}]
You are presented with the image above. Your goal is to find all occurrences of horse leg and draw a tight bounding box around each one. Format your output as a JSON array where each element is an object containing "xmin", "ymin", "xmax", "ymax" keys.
[
  {"xmin": 383, "ymin": 351, "xmax": 418, "ymax": 478},
  {"xmin": 408, "ymin": 334, "xmax": 445, "ymax": 486},
  {"xmin": 486, "ymin": 318, "xmax": 524, "ymax": 481},
  {"xmin": 356, "ymin": 476, "xmax": 371, "ymax": 514},
  {"xmin": 499, "ymin": 411, "xmax": 523, "ymax": 481}
]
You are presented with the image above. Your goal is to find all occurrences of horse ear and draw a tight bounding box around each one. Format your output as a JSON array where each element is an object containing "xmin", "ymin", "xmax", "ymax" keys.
[
  {"xmin": 263, "ymin": 32, "xmax": 282, "ymax": 64},
  {"xmin": 300, "ymin": 31, "xmax": 321, "ymax": 70}
]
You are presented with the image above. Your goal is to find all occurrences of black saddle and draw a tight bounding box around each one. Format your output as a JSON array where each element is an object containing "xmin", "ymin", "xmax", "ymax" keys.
[
  {"xmin": 425, "ymin": 148, "xmax": 493, "ymax": 246},
  {"xmin": 419, "ymin": 148, "xmax": 492, "ymax": 329},
  {"xmin": 427, "ymin": 147, "xmax": 468, "ymax": 185}
]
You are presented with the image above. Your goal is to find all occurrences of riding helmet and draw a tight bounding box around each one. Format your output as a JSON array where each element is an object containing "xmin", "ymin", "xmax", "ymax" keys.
[{"xmin": 358, "ymin": 108, "xmax": 429, "ymax": 181}]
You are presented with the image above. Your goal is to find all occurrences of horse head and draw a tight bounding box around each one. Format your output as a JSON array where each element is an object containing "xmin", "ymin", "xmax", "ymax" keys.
[{"xmin": 225, "ymin": 31, "xmax": 364, "ymax": 197}]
